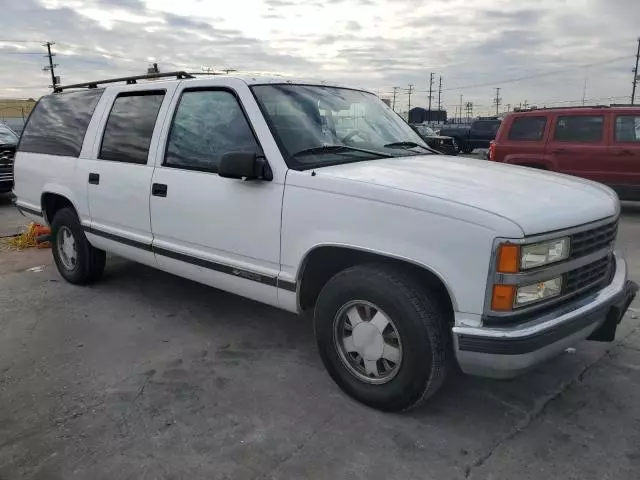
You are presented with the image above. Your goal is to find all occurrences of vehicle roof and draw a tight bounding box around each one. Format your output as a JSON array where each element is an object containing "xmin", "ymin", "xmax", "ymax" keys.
[
  {"xmin": 507, "ymin": 105, "xmax": 640, "ymax": 116},
  {"xmin": 53, "ymin": 72, "xmax": 372, "ymax": 95}
]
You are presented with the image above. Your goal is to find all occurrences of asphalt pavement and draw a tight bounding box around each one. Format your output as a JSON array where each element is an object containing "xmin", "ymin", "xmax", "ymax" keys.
[{"xmin": 1, "ymin": 194, "xmax": 639, "ymax": 480}]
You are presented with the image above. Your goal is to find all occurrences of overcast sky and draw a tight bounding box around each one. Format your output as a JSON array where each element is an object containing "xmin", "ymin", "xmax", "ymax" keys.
[{"xmin": 0, "ymin": 0, "xmax": 639, "ymax": 115}]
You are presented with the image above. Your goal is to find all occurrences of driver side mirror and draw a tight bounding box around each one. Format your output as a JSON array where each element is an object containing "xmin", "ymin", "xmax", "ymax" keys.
[{"xmin": 218, "ymin": 152, "xmax": 273, "ymax": 181}]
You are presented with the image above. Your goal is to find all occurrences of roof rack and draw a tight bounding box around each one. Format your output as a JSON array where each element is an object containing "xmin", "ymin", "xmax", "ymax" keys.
[{"xmin": 53, "ymin": 71, "xmax": 194, "ymax": 93}]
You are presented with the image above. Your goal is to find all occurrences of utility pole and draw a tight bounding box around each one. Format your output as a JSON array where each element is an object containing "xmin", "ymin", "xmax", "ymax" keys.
[
  {"xmin": 459, "ymin": 95, "xmax": 463, "ymax": 123},
  {"xmin": 42, "ymin": 41, "xmax": 58, "ymax": 91},
  {"xmin": 465, "ymin": 102, "xmax": 473, "ymax": 120},
  {"xmin": 494, "ymin": 87, "xmax": 502, "ymax": 116},
  {"xmin": 392, "ymin": 87, "xmax": 399, "ymax": 112},
  {"xmin": 407, "ymin": 84, "xmax": 414, "ymax": 117},
  {"xmin": 437, "ymin": 76, "xmax": 442, "ymax": 112},
  {"xmin": 632, "ymin": 37, "xmax": 640, "ymax": 105},
  {"xmin": 427, "ymin": 72, "xmax": 434, "ymax": 122}
]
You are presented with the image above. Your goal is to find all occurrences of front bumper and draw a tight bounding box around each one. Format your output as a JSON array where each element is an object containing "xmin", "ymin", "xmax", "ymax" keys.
[{"xmin": 453, "ymin": 253, "xmax": 638, "ymax": 378}]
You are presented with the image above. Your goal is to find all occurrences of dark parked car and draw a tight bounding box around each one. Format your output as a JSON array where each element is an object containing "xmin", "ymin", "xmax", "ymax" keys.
[
  {"xmin": 439, "ymin": 119, "xmax": 501, "ymax": 154},
  {"xmin": 489, "ymin": 106, "xmax": 640, "ymax": 201},
  {"xmin": 410, "ymin": 124, "xmax": 457, "ymax": 155},
  {"xmin": 0, "ymin": 123, "xmax": 18, "ymax": 193}
]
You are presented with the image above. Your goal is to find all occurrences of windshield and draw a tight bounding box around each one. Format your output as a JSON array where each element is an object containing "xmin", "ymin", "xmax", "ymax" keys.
[
  {"xmin": 0, "ymin": 125, "xmax": 18, "ymax": 145},
  {"xmin": 252, "ymin": 84, "xmax": 431, "ymax": 169}
]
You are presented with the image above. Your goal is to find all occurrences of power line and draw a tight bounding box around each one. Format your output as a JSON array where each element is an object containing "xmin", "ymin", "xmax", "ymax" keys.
[
  {"xmin": 404, "ymin": 55, "xmax": 635, "ymax": 94},
  {"xmin": 0, "ymin": 39, "xmax": 46, "ymax": 43}
]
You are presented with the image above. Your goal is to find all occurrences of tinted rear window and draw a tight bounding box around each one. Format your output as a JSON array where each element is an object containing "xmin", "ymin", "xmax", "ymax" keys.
[
  {"xmin": 474, "ymin": 121, "xmax": 500, "ymax": 133},
  {"xmin": 554, "ymin": 115, "xmax": 604, "ymax": 142},
  {"xmin": 508, "ymin": 116, "xmax": 547, "ymax": 141},
  {"xmin": 99, "ymin": 91, "xmax": 165, "ymax": 164},
  {"xmin": 18, "ymin": 90, "xmax": 103, "ymax": 157}
]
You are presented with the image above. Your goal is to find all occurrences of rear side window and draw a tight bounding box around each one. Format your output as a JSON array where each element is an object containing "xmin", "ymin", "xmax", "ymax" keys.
[
  {"xmin": 99, "ymin": 91, "xmax": 165, "ymax": 164},
  {"xmin": 19, "ymin": 89, "xmax": 103, "ymax": 157},
  {"xmin": 164, "ymin": 89, "xmax": 259, "ymax": 172},
  {"xmin": 507, "ymin": 116, "xmax": 546, "ymax": 141},
  {"xmin": 615, "ymin": 115, "xmax": 640, "ymax": 142},
  {"xmin": 554, "ymin": 115, "xmax": 603, "ymax": 142},
  {"xmin": 474, "ymin": 121, "xmax": 501, "ymax": 133}
]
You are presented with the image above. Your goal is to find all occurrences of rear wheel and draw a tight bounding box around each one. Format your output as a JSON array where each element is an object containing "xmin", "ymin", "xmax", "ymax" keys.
[
  {"xmin": 314, "ymin": 264, "xmax": 450, "ymax": 411},
  {"xmin": 51, "ymin": 207, "xmax": 105, "ymax": 285}
]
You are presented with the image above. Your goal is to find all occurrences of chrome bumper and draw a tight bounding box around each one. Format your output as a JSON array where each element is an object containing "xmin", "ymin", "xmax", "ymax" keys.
[{"xmin": 453, "ymin": 253, "xmax": 638, "ymax": 378}]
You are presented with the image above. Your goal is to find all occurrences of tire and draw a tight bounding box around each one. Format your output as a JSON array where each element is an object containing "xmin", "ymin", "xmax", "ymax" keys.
[
  {"xmin": 462, "ymin": 147, "xmax": 474, "ymax": 154},
  {"xmin": 51, "ymin": 207, "xmax": 106, "ymax": 285},
  {"xmin": 314, "ymin": 264, "xmax": 450, "ymax": 412}
]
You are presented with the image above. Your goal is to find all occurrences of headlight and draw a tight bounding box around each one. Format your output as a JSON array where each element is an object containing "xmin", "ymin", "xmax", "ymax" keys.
[
  {"xmin": 515, "ymin": 277, "xmax": 563, "ymax": 307},
  {"xmin": 521, "ymin": 237, "xmax": 570, "ymax": 270}
]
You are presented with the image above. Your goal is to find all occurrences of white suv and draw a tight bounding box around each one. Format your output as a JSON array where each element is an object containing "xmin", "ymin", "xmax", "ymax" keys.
[{"xmin": 13, "ymin": 72, "xmax": 638, "ymax": 411}]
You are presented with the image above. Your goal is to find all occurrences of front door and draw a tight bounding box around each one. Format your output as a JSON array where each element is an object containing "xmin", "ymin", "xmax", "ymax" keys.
[
  {"xmin": 149, "ymin": 85, "xmax": 285, "ymax": 307},
  {"xmin": 546, "ymin": 113, "xmax": 609, "ymax": 183}
]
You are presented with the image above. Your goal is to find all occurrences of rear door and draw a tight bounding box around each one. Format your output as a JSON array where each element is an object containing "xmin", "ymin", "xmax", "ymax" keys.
[
  {"xmin": 609, "ymin": 112, "xmax": 640, "ymax": 200},
  {"xmin": 546, "ymin": 113, "xmax": 609, "ymax": 183},
  {"xmin": 84, "ymin": 83, "xmax": 177, "ymax": 266},
  {"xmin": 498, "ymin": 115, "xmax": 548, "ymax": 164}
]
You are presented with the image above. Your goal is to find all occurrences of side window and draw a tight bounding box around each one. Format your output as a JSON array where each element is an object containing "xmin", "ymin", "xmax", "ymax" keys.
[
  {"xmin": 615, "ymin": 115, "xmax": 640, "ymax": 142},
  {"xmin": 165, "ymin": 90, "xmax": 259, "ymax": 172},
  {"xmin": 18, "ymin": 89, "xmax": 103, "ymax": 157},
  {"xmin": 508, "ymin": 116, "xmax": 547, "ymax": 141},
  {"xmin": 474, "ymin": 121, "xmax": 501, "ymax": 133},
  {"xmin": 554, "ymin": 115, "xmax": 604, "ymax": 142},
  {"xmin": 99, "ymin": 91, "xmax": 165, "ymax": 164}
]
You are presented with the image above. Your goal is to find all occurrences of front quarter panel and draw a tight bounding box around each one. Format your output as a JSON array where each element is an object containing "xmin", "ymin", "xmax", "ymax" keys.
[{"xmin": 280, "ymin": 169, "xmax": 515, "ymax": 315}]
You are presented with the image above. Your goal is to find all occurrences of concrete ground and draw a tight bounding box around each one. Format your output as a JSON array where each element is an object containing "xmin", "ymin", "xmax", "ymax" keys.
[{"xmin": 1, "ymin": 197, "xmax": 639, "ymax": 480}]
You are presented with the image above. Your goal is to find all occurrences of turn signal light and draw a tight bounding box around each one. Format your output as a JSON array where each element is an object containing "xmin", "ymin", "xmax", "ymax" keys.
[
  {"xmin": 497, "ymin": 244, "xmax": 520, "ymax": 273},
  {"xmin": 491, "ymin": 284, "xmax": 516, "ymax": 311}
]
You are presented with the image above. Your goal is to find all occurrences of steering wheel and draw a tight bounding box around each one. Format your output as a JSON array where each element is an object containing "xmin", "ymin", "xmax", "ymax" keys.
[{"xmin": 341, "ymin": 130, "xmax": 371, "ymax": 144}]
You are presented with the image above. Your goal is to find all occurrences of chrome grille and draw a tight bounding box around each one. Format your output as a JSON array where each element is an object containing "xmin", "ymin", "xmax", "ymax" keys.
[
  {"xmin": 570, "ymin": 220, "xmax": 617, "ymax": 259},
  {"xmin": 0, "ymin": 147, "xmax": 15, "ymax": 167},
  {"xmin": 565, "ymin": 255, "xmax": 612, "ymax": 295}
]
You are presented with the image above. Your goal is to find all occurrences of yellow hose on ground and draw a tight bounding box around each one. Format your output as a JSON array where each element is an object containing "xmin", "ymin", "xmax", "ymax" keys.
[{"xmin": 0, "ymin": 223, "xmax": 51, "ymax": 250}]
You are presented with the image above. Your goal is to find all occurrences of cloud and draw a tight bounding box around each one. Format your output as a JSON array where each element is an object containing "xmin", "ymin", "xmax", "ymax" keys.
[{"xmin": 0, "ymin": 0, "xmax": 637, "ymax": 115}]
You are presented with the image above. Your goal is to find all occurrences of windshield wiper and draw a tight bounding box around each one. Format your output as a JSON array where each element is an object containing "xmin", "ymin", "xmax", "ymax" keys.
[
  {"xmin": 383, "ymin": 141, "xmax": 431, "ymax": 151},
  {"xmin": 291, "ymin": 145, "xmax": 389, "ymax": 158}
]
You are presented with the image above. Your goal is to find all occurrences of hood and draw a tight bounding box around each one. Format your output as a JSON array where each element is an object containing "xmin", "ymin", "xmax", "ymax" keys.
[{"xmin": 315, "ymin": 156, "xmax": 618, "ymax": 236}]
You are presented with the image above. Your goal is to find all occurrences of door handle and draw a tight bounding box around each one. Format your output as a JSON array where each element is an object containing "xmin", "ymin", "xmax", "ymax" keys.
[
  {"xmin": 88, "ymin": 173, "xmax": 100, "ymax": 185},
  {"xmin": 152, "ymin": 183, "xmax": 167, "ymax": 197},
  {"xmin": 552, "ymin": 149, "xmax": 568, "ymax": 154},
  {"xmin": 613, "ymin": 150, "xmax": 634, "ymax": 156}
]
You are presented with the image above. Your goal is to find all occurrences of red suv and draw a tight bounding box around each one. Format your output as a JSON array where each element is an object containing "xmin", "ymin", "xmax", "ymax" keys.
[{"xmin": 489, "ymin": 106, "xmax": 640, "ymax": 201}]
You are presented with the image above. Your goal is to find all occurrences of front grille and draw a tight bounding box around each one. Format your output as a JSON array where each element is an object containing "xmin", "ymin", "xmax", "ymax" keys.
[
  {"xmin": 570, "ymin": 220, "xmax": 617, "ymax": 259},
  {"xmin": 0, "ymin": 146, "xmax": 15, "ymax": 167},
  {"xmin": 565, "ymin": 255, "xmax": 612, "ymax": 295}
]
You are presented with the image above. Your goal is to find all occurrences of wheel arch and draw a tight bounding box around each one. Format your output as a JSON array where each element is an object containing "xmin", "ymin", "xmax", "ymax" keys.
[
  {"xmin": 295, "ymin": 244, "xmax": 457, "ymax": 319},
  {"xmin": 41, "ymin": 189, "xmax": 81, "ymax": 226}
]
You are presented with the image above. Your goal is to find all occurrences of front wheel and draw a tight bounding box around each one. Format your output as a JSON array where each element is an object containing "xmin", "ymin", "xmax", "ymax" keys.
[
  {"xmin": 51, "ymin": 207, "xmax": 106, "ymax": 285},
  {"xmin": 314, "ymin": 264, "xmax": 450, "ymax": 411}
]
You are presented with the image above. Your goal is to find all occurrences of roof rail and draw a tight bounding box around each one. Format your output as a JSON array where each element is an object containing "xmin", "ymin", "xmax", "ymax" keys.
[
  {"xmin": 53, "ymin": 71, "xmax": 194, "ymax": 93},
  {"xmin": 513, "ymin": 105, "xmax": 613, "ymax": 112}
]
